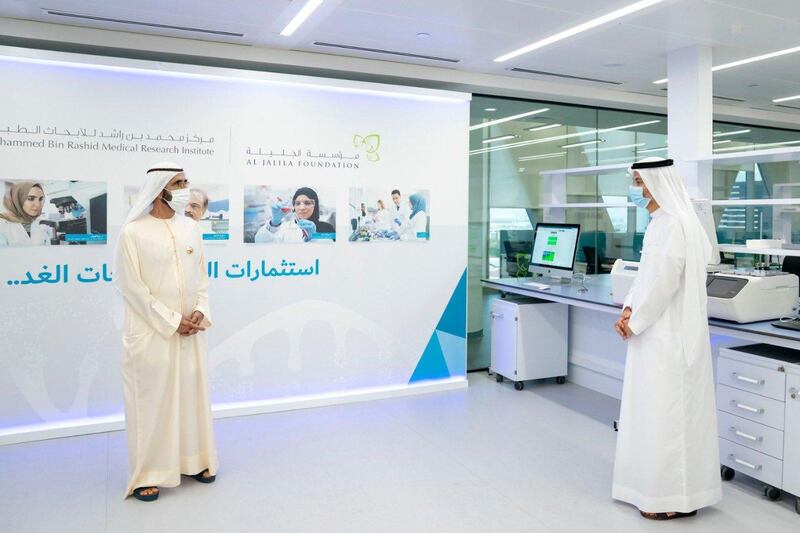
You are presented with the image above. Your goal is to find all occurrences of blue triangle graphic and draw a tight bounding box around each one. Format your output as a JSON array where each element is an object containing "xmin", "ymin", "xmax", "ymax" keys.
[
  {"xmin": 409, "ymin": 333, "xmax": 450, "ymax": 383},
  {"xmin": 436, "ymin": 270, "xmax": 467, "ymax": 338},
  {"xmin": 436, "ymin": 330, "xmax": 466, "ymax": 377}
]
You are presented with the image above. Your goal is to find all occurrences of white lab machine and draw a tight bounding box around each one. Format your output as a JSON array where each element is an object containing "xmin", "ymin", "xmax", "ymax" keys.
[
  {"xmin": 610, "ymin": 259, "xmax": 639, "ymax": 305},
  {"xmin": 490, "ymin": 296, "xmax": 568, "ymax": 390},
  {"xmin": 706, "ymin": 272, "xmax": 798, "ymax": 323}
]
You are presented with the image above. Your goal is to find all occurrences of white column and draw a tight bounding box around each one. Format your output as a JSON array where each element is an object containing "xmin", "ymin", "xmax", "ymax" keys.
[{"xmin": 667, "ymin": 45, "xmax": 713, "ymax": 198}]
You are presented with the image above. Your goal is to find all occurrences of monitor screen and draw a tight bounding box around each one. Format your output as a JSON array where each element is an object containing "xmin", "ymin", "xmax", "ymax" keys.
[{"xmin": 530, "ymin": 223, "xmax": 580, "ymax": 271}]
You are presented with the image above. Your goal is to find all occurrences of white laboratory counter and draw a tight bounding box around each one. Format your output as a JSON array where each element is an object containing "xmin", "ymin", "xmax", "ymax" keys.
[
  {"xmin": 481, "ymin": 274, "xmax": 800, "ymax": 349},
  {"xmin": 482, "ymin": 274, "xmax": 800, "ymax": 513}
]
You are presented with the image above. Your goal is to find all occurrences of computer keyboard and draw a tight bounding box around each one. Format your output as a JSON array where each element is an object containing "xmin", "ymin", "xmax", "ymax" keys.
[
  {"xmin": 523, "ymin": 282, "xmax": 551, "ymax": 290},
  {"xmin": 772, "ymin": 319, "xmax": 800, "ymax": 332}
]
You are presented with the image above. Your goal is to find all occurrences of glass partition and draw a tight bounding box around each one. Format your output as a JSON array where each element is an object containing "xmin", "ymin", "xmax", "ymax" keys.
[{"xmin": 468, "ymin": 95, "xmax": 800, "ymax": 371}]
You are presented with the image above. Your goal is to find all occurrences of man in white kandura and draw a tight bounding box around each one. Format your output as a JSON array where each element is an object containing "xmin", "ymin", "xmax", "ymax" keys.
[
  {"xmin": 115, "ymin": 162, "xmax": 218, "ymax": 502},
  {"xmin": 612, "ymin": 157, "xmax": 721, "ymax": 520}
]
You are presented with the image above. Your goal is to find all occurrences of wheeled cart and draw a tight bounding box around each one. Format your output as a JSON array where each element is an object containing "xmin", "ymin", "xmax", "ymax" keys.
[
  {"xmin": 490, "ymin": 295, "xmax": 568, "ymax": 390},
  {"xmin": 717, "ymin": 344, "xmax": 800, "ymax": 514}
]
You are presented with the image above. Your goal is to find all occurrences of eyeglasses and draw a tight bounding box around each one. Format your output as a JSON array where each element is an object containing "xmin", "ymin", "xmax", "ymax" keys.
[
  {"xmin": 168, "ymin": 179, "xmax": 190, "ymax": 190},
  {"xmin": 294, "ymin": 200, "xmax": 316, "ymax": 208}
]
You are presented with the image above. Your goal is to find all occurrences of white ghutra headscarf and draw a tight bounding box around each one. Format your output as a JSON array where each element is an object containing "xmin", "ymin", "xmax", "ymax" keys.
[
  {"xmin": 630, "ymin": 157, "xmax": 712, "ymax": 367},
  {"xmin": 122, "ymin": 162, "xmax": 185, "ymax": 227}
]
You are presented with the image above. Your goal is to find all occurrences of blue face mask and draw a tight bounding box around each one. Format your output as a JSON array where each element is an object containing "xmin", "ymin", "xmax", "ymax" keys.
[{"xmin": 629, "ymin": 186, "xmax": 651, "ymax": 209}]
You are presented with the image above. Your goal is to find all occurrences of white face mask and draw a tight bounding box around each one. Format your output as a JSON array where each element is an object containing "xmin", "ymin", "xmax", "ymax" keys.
[{"xmin": 164, "ymin": 188, "xmax": 191, "ymax": 213}]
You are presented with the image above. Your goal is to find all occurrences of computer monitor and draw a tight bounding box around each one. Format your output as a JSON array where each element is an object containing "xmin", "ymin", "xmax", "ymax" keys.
[
  {"xmin": 89, "ymin": 193, "xmax": 107, "ymax": 235},
  {"xmin": 528, "ymin": 223, "xmax": 581, "ymax": 280}
]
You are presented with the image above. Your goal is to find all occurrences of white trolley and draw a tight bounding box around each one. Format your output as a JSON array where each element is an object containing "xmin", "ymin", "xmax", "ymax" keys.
[
  {"xmin": 490, "ymin": 295, "xmax": 568, "ymax": 390},
  {"xmin": 717, "ymin": 344, "xmax": 800, "ymax": 514}
]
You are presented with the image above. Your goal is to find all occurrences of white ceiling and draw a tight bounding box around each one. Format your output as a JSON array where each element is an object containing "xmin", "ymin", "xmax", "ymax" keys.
[{"xmin": 1, "ymin": 0, "xmax": 799, "ymax": 115}]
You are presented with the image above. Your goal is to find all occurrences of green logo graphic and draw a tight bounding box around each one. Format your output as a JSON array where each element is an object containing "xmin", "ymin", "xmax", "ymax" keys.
[
  {"xmin": 353, "ymin": 134, "xmax": 381, "ymax": 162},
  {"xmin": 547, "ymin": 236, "xmax": 558, "ymax": 246},
  {"xmin": 542, "ymin": 251, "xmax": 556, "ymax": 262}
]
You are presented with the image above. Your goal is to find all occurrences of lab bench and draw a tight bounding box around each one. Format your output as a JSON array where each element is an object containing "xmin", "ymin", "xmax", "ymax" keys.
[{"xmin": 482, "ymin": 274, "xmax": 800, "ymax": 513}]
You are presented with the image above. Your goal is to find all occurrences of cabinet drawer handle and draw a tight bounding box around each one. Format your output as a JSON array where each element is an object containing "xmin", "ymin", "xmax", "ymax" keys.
[
  {"xmin": 729, "ymin": 426, "xmax": 763, "ymax": 442},
  {"xmin": 731, "ymin": 372, "xmax": 764, "ymax": 386},
  {"xmin": 729, "ymin": 454, "xmax": 762, "ymax": 471},
  {"xmin": 730, "ymin": 400, "xmax": 764, "ymax": 414},
  {"xmin": 490, "ymin": 312, "xmax": 504, "ymax": 319}
]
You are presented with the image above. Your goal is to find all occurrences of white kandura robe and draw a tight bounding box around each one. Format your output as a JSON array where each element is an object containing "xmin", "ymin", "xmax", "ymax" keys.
[
  {"xmin": 118, "ymin": 214, "xmax": 218, "ymax": 497},
  {"xmin": 613, "ymin": 209, "xmax": 721, "ymax": 513}
]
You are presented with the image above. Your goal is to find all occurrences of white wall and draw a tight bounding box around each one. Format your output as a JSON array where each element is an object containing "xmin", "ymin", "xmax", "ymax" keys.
[{"xmin": 0, "ymin": 47, "xmax": 470, "ymax": 444}]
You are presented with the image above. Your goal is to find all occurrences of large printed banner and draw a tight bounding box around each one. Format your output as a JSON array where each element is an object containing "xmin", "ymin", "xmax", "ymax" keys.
[{"xmin": 0, "ymin": 48, "xmax": 470, "ymax": 432}]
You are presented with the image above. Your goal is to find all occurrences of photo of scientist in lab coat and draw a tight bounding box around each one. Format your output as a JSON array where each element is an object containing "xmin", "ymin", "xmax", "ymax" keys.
[
  {"xmin": 0, "ymin": 181, "xmax": 53, "ymax": 246},
  {"xmin": 247, "ymin": 186, "xmax": 336, "ymax": 243}
]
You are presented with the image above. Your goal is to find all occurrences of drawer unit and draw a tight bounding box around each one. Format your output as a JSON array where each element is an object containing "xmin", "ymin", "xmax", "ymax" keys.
[
  {"xmin": 720, "ymin": 438, "xmax": 783, "ymax": 488},
  {"xmin": 784, "ymin": 373, "xmax": 800, "ymax": 499},
  {"xmin": 717, "ymin": 384, "xmax": 785, "ymax": 430},
  {"xmin": 718, "ymin": 355, "xmax": 786, "ymax": 402},
  {"xmin": 717, "ymin": 410, "xmax": 784, "ymax": 459}
]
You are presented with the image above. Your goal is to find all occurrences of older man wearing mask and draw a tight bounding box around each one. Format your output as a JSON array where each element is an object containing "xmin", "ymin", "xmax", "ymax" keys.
[{"xmin": 115, "ymin": 162, "xmax": 218, "ymax": 502}]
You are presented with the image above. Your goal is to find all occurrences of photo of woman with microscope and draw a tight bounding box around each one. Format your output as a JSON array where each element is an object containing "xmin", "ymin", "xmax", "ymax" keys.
[{"xmin": 0, "ymin": 179, "xmax": 108, "ymax": 247}]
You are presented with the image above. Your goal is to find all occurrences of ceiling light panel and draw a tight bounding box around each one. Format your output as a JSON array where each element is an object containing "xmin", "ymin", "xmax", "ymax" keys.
[
  {"xmin": 281, "ymin": 0, "xmax": 325, "ymax": 36},
  {"xmin": 495, "ymin": 0, "xmax": 667, "ymax": 62}
]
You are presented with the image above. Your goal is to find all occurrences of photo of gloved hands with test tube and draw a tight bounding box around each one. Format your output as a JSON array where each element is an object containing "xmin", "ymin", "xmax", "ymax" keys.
[{"xmin": 244, "ymin": 185, "xmax": 336, "ymax": 244}]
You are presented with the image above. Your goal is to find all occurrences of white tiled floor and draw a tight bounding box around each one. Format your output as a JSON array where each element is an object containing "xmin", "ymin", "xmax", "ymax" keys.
[{"xmin": 1, "ymin": 373, "xmax": 798, "ymax": 532}]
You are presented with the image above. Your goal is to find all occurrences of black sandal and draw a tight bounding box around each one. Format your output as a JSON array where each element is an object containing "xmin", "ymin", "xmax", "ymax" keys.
[
  {"xmin": 132, "ymin": 486, "xmax": 159, "ymax": 502},
  {"xmin": 191, "ymin": 469, "xmax": 216, "ymax": 484},
  {"xmin": 640, "ymin": 510, "xmax": 697, "ymax": 520}
]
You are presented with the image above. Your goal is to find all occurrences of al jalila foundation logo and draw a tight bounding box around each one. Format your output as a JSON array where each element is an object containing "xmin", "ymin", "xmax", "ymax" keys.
[{"xmin": 353, "ymin": 134, "xmax": 381, "ymax": 162}]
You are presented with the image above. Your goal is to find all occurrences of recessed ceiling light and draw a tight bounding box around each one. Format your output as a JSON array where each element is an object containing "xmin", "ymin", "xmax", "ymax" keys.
[
  {"xmin": 583, "ymin": 142, "xmax": 645, "ymax": 154},
  {"xmin": 713, "ymin": 139, "xmax": 732, "ymax": 145},
  {"xmin": 713, "ymin": 129, "xmax": 751, "ymax": 138},
  {"xmin": 518, "ymin": 152, "xmax": 566, "ymax": 162},
  {"xmin": 483, "ymin": 134, "xmax": 517, "ymax": 144},
  {"xmin": 468, "ymin": 120, "xmax": 660, "ymax": 156},
  {"xmin": 654, "ymin": 44, "xmax": 800, "ymax": 84},
  {"xmin": 562, "ymin": 139, "xmax": 605, "ymax": 149},
  {"xmin": 484, "ymin": 107, "xmax": 497, "ymax": 112},
  {"xmin": 525, "ymin": 123, "xmax": 562, "ymax": 132},
  {"xmin": 598, "ymin": 119, "xmax": 660, "ymax": 133},
  {"xmin": 518, "ymin": 167, "xmax": 525, "ymax": 172},
  {"xmin": 469, "ymin": 108, "xmax": 549, "ymax": 131},
  {"xmin": 494, "ymin": 0, "xmax": 666, "ymax": 62},
  {"xmin": 416, "ymin": 32, "xmax": 431, "ymax": 38},
  {"xmin": 714, "ymin": 139, "xmax": 800, "ymax": 152},
  {"xmin": 280, "ymin": 0, "xmax": 325, "ymax": 37},
  {"xmin": 774, "ymin": 94, "xmax": 800, "ymax": 103}
]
